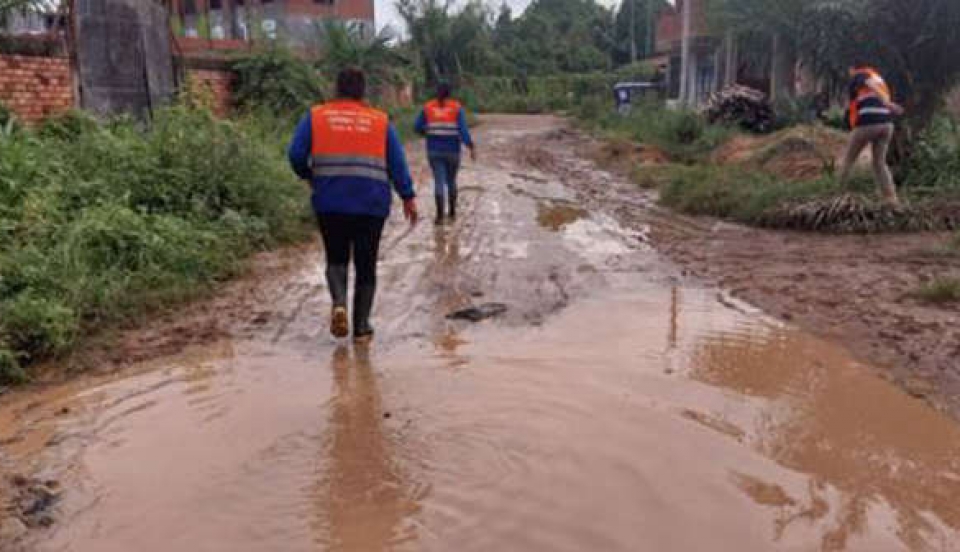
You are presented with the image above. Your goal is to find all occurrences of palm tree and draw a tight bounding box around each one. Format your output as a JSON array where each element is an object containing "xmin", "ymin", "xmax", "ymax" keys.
[{"xmin": 312, "ymin": 20, "xmax": 411, "ymax": 86}]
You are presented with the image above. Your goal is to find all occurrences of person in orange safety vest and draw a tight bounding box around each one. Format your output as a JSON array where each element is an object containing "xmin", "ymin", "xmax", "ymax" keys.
[
  {"xmin": 415, "ymin": 82, "xmax": 475, "ymax": 225},
  {"xmin": 839, "ymin": 61, "xmax": 905, "ymax": 206},
  {"xmin": 288, "ymin": 67, "xmax": 419, "ymax": 342}
]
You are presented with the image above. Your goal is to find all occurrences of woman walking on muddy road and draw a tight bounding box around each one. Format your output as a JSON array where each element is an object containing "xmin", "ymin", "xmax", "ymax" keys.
[
  {"xmin": 415, "ymin": 82, "xmax": 476, "ymax": 225},
  {"xmin": 288, "ymin": 67, "xmax": 419, "ymax": 343}
]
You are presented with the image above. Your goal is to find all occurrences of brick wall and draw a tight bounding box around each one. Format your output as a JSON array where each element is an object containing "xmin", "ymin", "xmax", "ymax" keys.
[
  {"xmin": 187, "ymin": 68, "xmax": 235, "ymax": 117},
  {"xmin": 0, "ymin": 54, "xmax": 74, "ymax": 123}
]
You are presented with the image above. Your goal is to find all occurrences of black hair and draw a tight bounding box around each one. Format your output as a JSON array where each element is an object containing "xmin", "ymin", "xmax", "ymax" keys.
[
  {"xmin": 436, "ymin": 81, "xmax": 452, "ymax": 103},
  {"xmin": 337, "ymin": 67, "xmax": 366, "ymax": 100}
]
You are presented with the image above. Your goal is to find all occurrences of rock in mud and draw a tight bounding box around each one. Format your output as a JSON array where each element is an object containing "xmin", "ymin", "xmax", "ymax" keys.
[
  {"xmin": 14, "ymin": 480, "xmax": 61, "ymax": 526},
  {"xmin": 446, "ymin": 303, "xmax": 508, "ymax": 322}
]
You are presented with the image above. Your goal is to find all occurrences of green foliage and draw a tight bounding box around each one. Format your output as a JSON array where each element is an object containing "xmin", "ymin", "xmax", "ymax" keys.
[
  {"xmin": 0, "ymin": 101, "xmax": 17, "ymax": 137},
  {"xmin": 912, "ymin": 277, "xmax": 960, "ymax": 304},
  {"xmin": 657, "ymin": 165, "xmax": 828, "ymax": 220},
  {"xmin": 398, "ymin": 0, "xmax": 627, "ymax": 85},
  {"xmin": 657, "ymin": 165, "xmax": 960, "ymax": 232},
  {"xmin": 468, "ymin": 73, "xmax": 618, "ymax": 114},
  {"xmin": 232, "ymin": 48, "xmax": 327, "ymax": 118},
  {"xmin": 611, "ymin": 0, "xmax": 665, "ymax": 64},
  {"xmin": 0, "ymin": 347, "xmax": 26, "ymax": 385},
  {"xmin": 0, "ymin": 106, "xmax": 311, "ymax": 377},
  {"xmin": 579, "ymin": 102, "xmax": 737, "ymax": 162},
  {"xmin": 902, "ymin": 116, "xmax": 960, "ymax": 191},
  {"xmin": 311, "ymin": 21, "xmax": 412, "ymax": 87}
]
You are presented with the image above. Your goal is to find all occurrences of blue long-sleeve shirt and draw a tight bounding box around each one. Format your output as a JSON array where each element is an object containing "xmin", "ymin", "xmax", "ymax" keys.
[
  {"xmin": 288, "ymin": 111, "xmax": 415, "ymax": 218},
  {"xmin": 414, "ymin": 107, "xmax": 474, "ymax": 155}
]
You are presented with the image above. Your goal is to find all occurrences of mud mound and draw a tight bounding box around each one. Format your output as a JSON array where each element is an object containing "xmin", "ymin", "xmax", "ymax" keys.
[
  {"xmin": 517, "ymin": 146, "xmax": 558, "ymax": 173},
  {"xmin": 594, "ymin": 139, "xmax": 670, "ymax": 175},
  {"xmin": 713, "ymin": 126, "xmax": 848, "ymax": 180},
  {"xmin": 756, "ymin": 193, "xmax": 960, "ymax": 233},
  {"xmin": 537, "ymin": 203, "xmax": 587, "ymax": 231}
]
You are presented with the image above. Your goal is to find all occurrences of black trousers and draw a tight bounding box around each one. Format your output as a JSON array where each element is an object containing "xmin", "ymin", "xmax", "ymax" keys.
[{"xmin": 316, "ymin": 214, "xmax": 386, "ymax": 289}]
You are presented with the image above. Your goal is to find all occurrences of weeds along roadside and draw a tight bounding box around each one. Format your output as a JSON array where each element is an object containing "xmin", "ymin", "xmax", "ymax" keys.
[{"xmin": 0, "ymin": 106, "xmax": 313, "ymax": 384}]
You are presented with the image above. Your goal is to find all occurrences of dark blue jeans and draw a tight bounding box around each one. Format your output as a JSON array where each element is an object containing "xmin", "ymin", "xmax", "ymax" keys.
[{"xmin": 429, "ymin": 152, "xmax": 461, "ymax": 198}]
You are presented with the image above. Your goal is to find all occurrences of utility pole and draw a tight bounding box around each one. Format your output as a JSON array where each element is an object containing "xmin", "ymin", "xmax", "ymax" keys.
[
  {"xmin": 645, "ymin": 0, "xmax": 655, "ymax": 58},
  {"xmin": 678, "ymin": 0, "xmax": 691, "ymax": 105},
  {"xmin": 629, "ymin": 0, "xmax": 637, "ymax": 63}
]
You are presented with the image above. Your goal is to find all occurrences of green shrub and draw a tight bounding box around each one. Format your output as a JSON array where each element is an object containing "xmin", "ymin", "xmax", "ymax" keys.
[
  {"xmin": 903, "ymin": 116, "xmax": 960, "ymax": 191},
  {"xmin": 0, "ymin": 347, "xmax": 26, "ymax": 385},
  {"xmin": 912, "ymin": 277, "xmax": 960, "ymax": 304},
  {"xmin": 37, "ymin": 110, "xmax": 101, "ymax": 141},
  {"xmin": 579, "ymin": 103, "xmax": 736, "ymax": 162},
  {"xmin": 232, "ymin": 48, "xmax": 327, "ymax": 118},
  {"xmin": 0, "ymin": 105, "xmax": 311, "ymax": 376},
  {"xmin": 658, "ymin": 165, "xmax": 960, "ymax": 233}
]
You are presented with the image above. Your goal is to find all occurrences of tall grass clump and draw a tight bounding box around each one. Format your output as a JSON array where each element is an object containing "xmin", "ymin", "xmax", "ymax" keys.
[
  {"xmin": 0, "ymin": 106, "xmax": 311, "ymax": 382},
  {"xmin": 579, "ymin": 101, "xmax": 736, "ymax": 162},
  {"xmin": 659, "ymin": 165, "xmax": 960, "ymax": 233}
]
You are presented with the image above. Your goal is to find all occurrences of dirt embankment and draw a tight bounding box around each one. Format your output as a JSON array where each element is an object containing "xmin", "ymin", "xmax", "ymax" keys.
[{"xmin": 551, "ymin": 127, "xmax": 960, "ymax": 417}]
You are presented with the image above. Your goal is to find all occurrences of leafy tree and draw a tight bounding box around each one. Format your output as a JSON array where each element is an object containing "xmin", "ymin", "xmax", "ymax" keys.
[
  {"xmin": 612, "ymin": 0, "xmax": 665, "ymax": 64},
  {"xmin": 311, "ymin": 21, "xmax": 411, "ymax": 86}
]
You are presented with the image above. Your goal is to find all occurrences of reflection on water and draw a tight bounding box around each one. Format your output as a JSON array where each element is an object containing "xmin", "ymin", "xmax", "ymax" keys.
[
  {"xmin": 317, "ymin": 345, "xmax": 418, "ymax": 551},
  {"xmin": 690, "ymin": 328, "xmax": 960, "ymax": 551}
]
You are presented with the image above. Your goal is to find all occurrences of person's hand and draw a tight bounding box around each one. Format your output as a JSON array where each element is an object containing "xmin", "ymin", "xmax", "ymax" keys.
[
  {"xmin": 403, "ymin": 198, "xmax": 419, "ymax": 226},
  {"xmin": 469, "ymin": 145, "xmax": 477, "ymax": 163},
  {"xmin": 888, "ymin": 102, "xmax": 905, "ymax": 117}
]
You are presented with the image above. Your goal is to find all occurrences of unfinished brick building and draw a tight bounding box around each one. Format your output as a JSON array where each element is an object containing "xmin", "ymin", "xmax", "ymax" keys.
[{"xmin": 166, "ymin": 0, "xmax": 375, "ymax": 51}]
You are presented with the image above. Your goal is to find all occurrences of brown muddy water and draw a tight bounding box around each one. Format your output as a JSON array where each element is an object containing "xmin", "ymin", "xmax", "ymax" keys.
[{"xmin": 2, "ymin": 116, "xmax": 960, "ymax": 552}]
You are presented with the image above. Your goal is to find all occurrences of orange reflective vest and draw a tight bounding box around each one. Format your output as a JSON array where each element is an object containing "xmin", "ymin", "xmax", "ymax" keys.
[
  {"xmin": 423, "ymin": 99, "xmax": 462, "ymax": 138},
  {"xmin": 310, "ymin": 100, "xmax": 389, "ymax": 184},
  {"xmin": 849, "ymin": 67, "xmax": 892, "ymax": 129}
]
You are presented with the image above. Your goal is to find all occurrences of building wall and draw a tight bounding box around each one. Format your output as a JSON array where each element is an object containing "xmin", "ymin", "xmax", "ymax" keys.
[
  {"xmin": 655, "ymin": 0, "xmax": 710, "ymax": 55},
  {"xmin": 0, "ymin": 54, "xmax": 74, "ymax": 123},
  {"xmin": 187, "ymin": 67, "xmax": 235, "ymax": 116},
  {"xmin": 168, "ymin": 0, "xmax": 374, "ymax": 48}
]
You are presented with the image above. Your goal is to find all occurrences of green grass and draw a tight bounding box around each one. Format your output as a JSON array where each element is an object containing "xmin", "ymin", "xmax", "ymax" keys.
[
  {"xmin": 912, "ymin": 277, "xmax": 960, "ymax": 304},
  {"xmin": 656, "ymin": 164, "xmax": 960, "ymax": 233},
  {"xmin": 657, "ymin": 165, "xmax": 846, "ymax": 220},
  {"xmin": 0, "ymin": 106, "xmax": 312, "ymax": 383},
  {"xmin": 576, "ymin": 101, "xmax": 738, "ymax": 163}
]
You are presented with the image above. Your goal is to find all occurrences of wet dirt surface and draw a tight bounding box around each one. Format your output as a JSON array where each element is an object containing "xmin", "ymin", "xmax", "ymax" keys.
[{"xmin": 3, "ymin": 115, "xmax": 960, "ymax": 551}]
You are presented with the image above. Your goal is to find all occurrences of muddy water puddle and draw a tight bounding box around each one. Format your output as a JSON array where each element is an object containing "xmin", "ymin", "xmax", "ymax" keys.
[{"xmin": 3, "ymin": 115, "xmax": 960, "ymax": 552}]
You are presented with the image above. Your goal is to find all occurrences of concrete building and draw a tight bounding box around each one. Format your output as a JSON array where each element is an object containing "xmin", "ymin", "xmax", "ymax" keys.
[{"xmin": 166, "ymin": 0, "xmax": 375, "ymax": 52}]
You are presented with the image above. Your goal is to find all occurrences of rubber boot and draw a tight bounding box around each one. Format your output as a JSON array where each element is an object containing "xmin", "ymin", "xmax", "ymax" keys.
[
  {"xmin": 353, "ymin": 285, "xmax": 376, "ymax": 343},
  {"xmin": 448, "ymin": 192, "xmax": 458, "ymax": 221},
  {"xmin": 326, "ymin": 265, "xmax": 349, "ymax": 338},
  {"xmin": 435, "ymin": 195, "xmax": 445, "ymax": 225}
]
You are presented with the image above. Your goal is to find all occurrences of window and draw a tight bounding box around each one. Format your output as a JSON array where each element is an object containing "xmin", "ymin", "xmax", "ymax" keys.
[
  {"xmin": 183, "ymin": 0, "xmax": 196, "ymax": 15},
  {"xmin": 314, "ymin": 0, "xmax": 335, "ymax": 5},
  {"xmin": 210, "ymin": 0, "xmax": 222, "ymax": 9}
]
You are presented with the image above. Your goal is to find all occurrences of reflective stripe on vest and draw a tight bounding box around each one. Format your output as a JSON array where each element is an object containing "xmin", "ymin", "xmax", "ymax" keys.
[
  {"xmin": 850, "ymin": 68, "xmax": 892, "ymax": 128},
  {"xmin": 310, "ymin": 101, "xmax": 389, "ymax": 183},
  {"xmin": 424, "ymin": 99, "xmax": 462, "ymax": 138}
]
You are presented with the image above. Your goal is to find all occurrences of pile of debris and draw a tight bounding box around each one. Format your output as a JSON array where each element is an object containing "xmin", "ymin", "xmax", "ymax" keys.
[
  {"xmin": 755, "ymin": 193, "xmax": 960, "ymax": 233},
  {"xmin": 704, "ymin": 85, "xmax": 774, "ymax": 133}
]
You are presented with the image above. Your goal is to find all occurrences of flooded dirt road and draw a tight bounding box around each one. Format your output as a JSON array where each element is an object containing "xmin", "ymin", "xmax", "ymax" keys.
[{"xmin": 3, "ymin": 116, "xmax": 960, "ymax": 551}]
